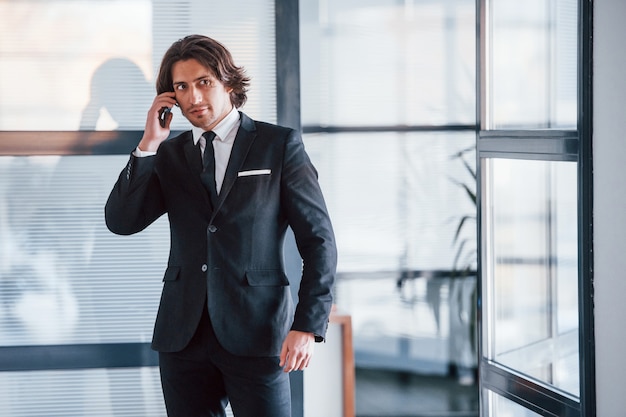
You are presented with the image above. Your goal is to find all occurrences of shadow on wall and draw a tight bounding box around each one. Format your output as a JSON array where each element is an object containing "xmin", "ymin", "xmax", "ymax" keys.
[{"xmin": 80, "ymin": 58, "xmax": 153, "ymax": 131}]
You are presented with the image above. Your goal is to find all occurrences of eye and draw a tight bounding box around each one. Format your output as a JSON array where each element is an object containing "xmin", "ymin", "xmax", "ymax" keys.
[
  {"xmin": 175, "ymin": 84, "xmax": 186, "ymax": 91},
  {"xmin": 200, "ymin": 78, "xmax": 213, "ymax": 87}
]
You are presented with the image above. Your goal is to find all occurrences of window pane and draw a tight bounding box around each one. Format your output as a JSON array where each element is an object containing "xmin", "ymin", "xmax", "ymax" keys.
[
  {"xmin": 487, "ymin": 0, "xmax": 577, "ymax": 129},
  {"xmin": 304, "ymin": 131, "xmax": 478, "ymax": 380},
  {"xmin": 300, "ymin": 0, "xmax": 475, "ymax": 127},
  {"xmin": 0, "ymin": 368, "xmax": 167, "ymax": 417},
  {"xmin": 483, "ymin": 158, "xmax": 579, "ymax": 397},
  {"xmin": 0, "ymin": 367, "xmax": 237, "ymax": 416},
  {"xmin": 304, "ymin": 132, "xmax": 476, "ymax": 272},
  {"xmin": 0, "ymin": 0, "xmax": 276, "ymax": 346},
  {"xmin": 0, "ymin": 367, "xmax": 233, "ymax": 417},
  {"xmin": 0, "ymin": 156, "xmax": 168, "ymax": 346},
  {"xmin": 0, "ymin": 2, "xmax": 272, "ymax": 417},
  {"xmin": 0, "ymin": 0, "xmax": 275, "ymax": 132}
]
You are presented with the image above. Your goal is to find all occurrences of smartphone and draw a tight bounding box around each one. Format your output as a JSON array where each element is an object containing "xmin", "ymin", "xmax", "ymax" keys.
[{"xmin": 159, "ymin": 107, "xmax": 172, "ymax": 128}]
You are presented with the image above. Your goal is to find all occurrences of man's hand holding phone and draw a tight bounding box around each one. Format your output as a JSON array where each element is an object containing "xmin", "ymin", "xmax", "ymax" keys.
[{"xmin": 138, "ymin": 92, "xmax": 178, "ymax": 153}]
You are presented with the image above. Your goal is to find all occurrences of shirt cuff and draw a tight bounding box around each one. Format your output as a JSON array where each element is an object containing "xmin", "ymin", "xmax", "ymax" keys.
[{"xmin": 133, "ymin": 146, "xmax": 157, "ymax": 157}]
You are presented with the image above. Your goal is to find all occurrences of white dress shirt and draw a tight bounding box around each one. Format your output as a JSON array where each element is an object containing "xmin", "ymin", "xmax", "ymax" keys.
[
  {"xmin": 192, "ymin": 107, "xmax": 240, "ymax": 194},
  {"xmin": 135, "ymin": 106, "xmax": 241, "ymax": 195}
]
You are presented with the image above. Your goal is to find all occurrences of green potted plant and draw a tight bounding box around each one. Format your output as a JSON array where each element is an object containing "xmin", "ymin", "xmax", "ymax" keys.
[{"xmin": 448, "ymin": 144, "xmax": 478, "ymax": 385}]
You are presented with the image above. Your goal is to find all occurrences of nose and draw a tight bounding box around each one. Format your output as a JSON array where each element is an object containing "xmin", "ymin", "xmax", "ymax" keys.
[{"xmin": 189, "ymin": 86, "xmax": 202, "ymax": 104}]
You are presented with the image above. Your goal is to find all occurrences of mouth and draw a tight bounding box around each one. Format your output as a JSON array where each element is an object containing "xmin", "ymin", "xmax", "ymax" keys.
[{"xmin": 188, "ymin": 106, "xmax": 209, "ymax": 117}]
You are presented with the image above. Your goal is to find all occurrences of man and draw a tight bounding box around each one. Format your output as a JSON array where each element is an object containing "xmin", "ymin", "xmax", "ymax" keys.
[{"xmin": 105, "ymin": 34, "xmax": 337, "ymax": 417}]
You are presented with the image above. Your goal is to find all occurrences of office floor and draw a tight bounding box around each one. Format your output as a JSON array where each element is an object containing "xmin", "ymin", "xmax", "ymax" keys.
[{"xmin": 355, "ymin": 368, "xmax": 479, "ymax": 417}]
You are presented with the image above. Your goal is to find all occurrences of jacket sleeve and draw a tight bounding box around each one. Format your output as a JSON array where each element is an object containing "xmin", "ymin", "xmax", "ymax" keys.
[
  {"xmin": 105, "ymin": 153, "xmax": 166, "ymax": 236},
  {"xmin": 280, "ymin": 130, "xmax": 337, "ymax": 341}
]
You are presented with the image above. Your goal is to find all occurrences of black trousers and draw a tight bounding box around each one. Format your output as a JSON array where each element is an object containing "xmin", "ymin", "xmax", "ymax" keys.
[{"xmin": 158, "ymin": 306, "xmax": 291, "ymax": 417}]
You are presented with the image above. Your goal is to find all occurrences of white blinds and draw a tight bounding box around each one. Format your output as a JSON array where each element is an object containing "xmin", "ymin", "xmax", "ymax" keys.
[
  {"xmin": 0, "ymin": 366, "xmax": 236, "ymax": 416},
  {"xmin": 0, "ymin": 369, "xmax": 235, "ymax": 416},
  {"xmin": 0, "ymin": 2, "xmax": 274, "ymax": 416},
  {"xmin": 0, "ymin": 0, "xmax": 276, "ymax": 131},
  {"xmin": 0, "ymin": 368, "xmax": 167, "ymax": 417},
  {"xmin": 0, "ymin": 155, "xmax": 169, "ymax": 346}
]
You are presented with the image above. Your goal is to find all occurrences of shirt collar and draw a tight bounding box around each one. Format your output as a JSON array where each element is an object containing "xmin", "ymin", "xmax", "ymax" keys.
[{"xmin": 192, "ymin": 106, "xmax": 240, "ymax": 145}]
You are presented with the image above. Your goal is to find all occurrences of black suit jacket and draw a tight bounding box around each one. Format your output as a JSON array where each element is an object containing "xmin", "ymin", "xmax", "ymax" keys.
[{"xmin": 105, "ymin": 112, "xmax": 337, "ymax": 357}]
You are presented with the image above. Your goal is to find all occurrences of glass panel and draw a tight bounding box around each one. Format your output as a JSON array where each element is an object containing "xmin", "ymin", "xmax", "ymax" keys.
[
  {"xmin": 300, "ymin": 0, "xmax": 475, "ymax": 127},
  {"xmin": 0, "ymin": 367, "xmax": 236, "ymax": 416},
  {"xmin": 483, "ymin": 158, "xmax": 579, "ymax": 397},
  {"xmin": 484, "ymin": 389, "xmax": 543, "ymax": 417},
  {"xmin": 0, "ymin": 0, "xmax": 277, "ymax": 345},
  {"xmin": 0, "ymin": 155, "xmax": 169, "ymax": 346},
  {"xmin": 0, "ymin": 2, "xmax": 271, "ymax": 417},
  {"xmin": 0, "ymin": 0, "xmax": 275, "ymax": 132},
  {"xmin": 334, "ymin": 273, "xmax": 477, "ymax": 375},
  {"xmin": 304, "ymin": 132, "xmax": 477, "ymax": 273},
  {"xmin": 0, "ymin": 368, "xmax": 168, "ymax": 417},
  {"xmin": 305, "ymin": 132, "xmax": 479, "ymax": 411},
  {"xmin": 487, "ymin": 0, "xmax": 577, "ymax": 129}
]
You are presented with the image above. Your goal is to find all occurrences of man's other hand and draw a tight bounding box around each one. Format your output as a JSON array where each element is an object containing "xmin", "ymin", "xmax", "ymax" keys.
[{"xmin": 279, "ymin": 330, "xmax": 315, "ymax": 372}]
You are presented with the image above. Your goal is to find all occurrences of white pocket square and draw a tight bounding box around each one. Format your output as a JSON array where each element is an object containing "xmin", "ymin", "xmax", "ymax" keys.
[{"xmin": 238, "ymin": 169, "xmax": 271, "ymax": 177}]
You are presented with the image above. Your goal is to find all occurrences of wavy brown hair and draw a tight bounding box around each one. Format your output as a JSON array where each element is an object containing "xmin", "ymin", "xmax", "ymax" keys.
[{"xmin": 156, "ymin": 35, "xmax": 250, "ymax": 108}]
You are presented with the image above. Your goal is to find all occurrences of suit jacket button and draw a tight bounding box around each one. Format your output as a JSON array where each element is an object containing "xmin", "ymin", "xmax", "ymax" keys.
[
  {"xmin": 208, "ymin": 225, "xmax": 218, "ymax": 233},
  {"xmin": 201, "ymin": 264, "xmax": 208, "ymax": 272}
]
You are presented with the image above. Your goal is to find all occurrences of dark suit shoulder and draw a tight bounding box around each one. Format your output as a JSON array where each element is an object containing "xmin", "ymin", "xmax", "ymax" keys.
[
  {"xmin": 239, "ymin": 111, "xmax": 295, "ymax": 138},
  {"xmin": 159, "ymin": 131, "xmax": 193, "ymax": 149},
  {"xmin": 152, "ymin": 131, "xmax": 193, "ymax": 163},
  {"xmin": 254, "ymin": 120, "xmax": 294, "ymax": 137}
]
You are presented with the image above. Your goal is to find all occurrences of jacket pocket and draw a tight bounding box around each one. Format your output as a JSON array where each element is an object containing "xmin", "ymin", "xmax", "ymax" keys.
[
  {"xmin": 163, "ymin": 266, "xmax": 181, "ymax": 282},
  {"xmin": 245, "ymin": 270, "xmax": 289, "ymax": 287},
  {"xmin": 236, "ymin": 174, "xmax": 272, "ymax": 184}
]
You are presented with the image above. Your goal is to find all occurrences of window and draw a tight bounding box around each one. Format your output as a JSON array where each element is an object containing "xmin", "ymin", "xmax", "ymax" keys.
[
  {"xmin": 478, "ymin": 0, "xmax": 594, "ymax": 415},
  {"xmin": 300, "ymin": 0, "xmax": 479, "ymax": 414},
  {"xmin": 0, "ymin": 0, "xmax": 275, "ymax": 132},
  {"xmin": 0, "ymin": 1, "xmax": 275, "ymax": 416},
  {"xmin": 484, "ymin": 158, "xmax": 579, "ymax": 395}
]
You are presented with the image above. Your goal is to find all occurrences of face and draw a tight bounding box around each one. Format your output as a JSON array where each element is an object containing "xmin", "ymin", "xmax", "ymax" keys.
[{"xmin": 171, "ymin": 58, "xmax": 234, "ymax": 131}]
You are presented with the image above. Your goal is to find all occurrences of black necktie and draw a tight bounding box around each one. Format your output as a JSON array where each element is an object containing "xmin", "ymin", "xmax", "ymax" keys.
[
  {"xmin": 200, "ymin": 131, "xmax": 217, "ymax": 202},
  {"xmin": 201, "ymin": 131, "xmax": 216, "ymax": 169}
]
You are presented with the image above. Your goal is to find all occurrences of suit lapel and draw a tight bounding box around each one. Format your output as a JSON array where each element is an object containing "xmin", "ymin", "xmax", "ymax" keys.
[
  {"xmin": 182, "ymin": 132, "xmax": 213, "ymax": 209},
  {"xmin": 183, "ymin": 134, "xmax": 203, "ymax": 175},
  {"xmin": 213, "ymin": 113, "xmax": 257, "ymax": 212}
]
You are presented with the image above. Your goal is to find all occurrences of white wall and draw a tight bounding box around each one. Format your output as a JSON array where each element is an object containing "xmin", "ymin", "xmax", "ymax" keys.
[
  {"xmin": 303, "ymin": 322, "xmax": 344, "ymax": 417},
  {"xmin": 593, "ymin": 0, "xmax": 626, "ymax": 415}
]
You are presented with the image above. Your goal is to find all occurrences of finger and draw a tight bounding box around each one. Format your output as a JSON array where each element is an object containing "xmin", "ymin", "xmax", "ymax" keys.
[
  {"xmin": 279, "ymin": 343, "xmax": 288, "ymax": 368},
  {"xmin": 297, "ymin": 354, "xmax": 312, "ymax": 371},
  {"xmin": 157, "ymin": 91, "xmax": 177, "ymax": 104},
  {"xmin": 287, "ymin": 351, "xmax": 304, "ymax": 373},
  {"xmin": 286, "ymin": 353, "xmax": 299, "ymax": 373},
  {"xmin": 152, "ymin": 94, "xmax": 177, "ymax": 114},
  {"xmin": 289, "ymin": 351, "xmax": 309, "ymax": 372}
]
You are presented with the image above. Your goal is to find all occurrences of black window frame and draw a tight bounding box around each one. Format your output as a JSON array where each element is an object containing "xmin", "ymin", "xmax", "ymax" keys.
[{"xmin": 476, "ymin": 0, "xmax": 595, "ymax": 415}]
